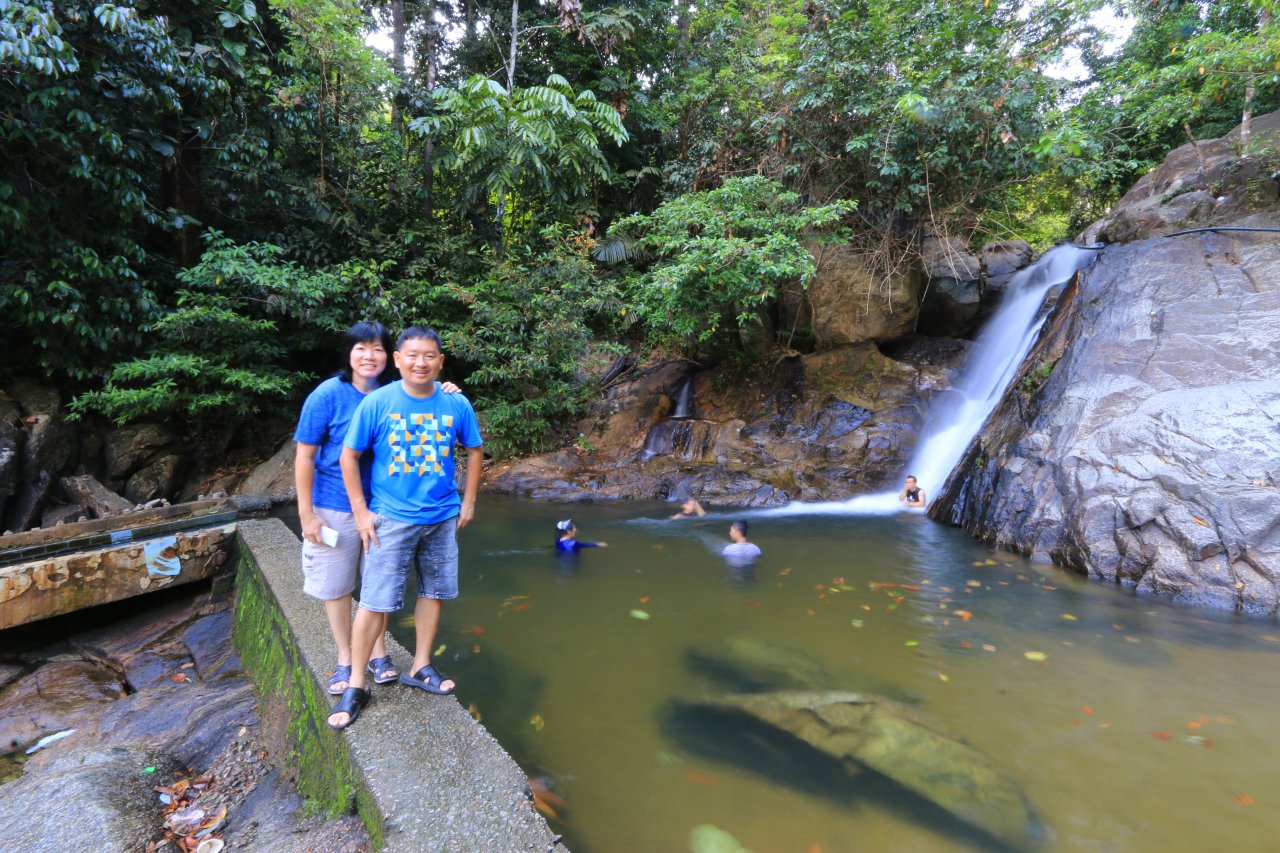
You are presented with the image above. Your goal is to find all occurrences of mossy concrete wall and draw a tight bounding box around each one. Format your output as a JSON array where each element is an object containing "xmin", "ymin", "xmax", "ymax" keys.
[{"xmin": 232, "ymin": 519, "xmax": 560, "ymax": 853}]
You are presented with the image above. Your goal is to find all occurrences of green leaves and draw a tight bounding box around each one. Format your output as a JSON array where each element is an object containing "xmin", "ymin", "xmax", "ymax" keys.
[
  {"xmin": 607, "ymin": 177, "xmax": 852, "ymax": 352},
  {"xmin": 411, "ymin": 73, "xmax": 627, "ymax": 228}
]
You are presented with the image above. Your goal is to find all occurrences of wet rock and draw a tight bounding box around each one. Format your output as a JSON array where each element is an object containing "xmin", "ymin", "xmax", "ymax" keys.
[
  {"xmin": 183, "ymin": 610, "xmax": 240, "ymax": 682},
  {"xmin": 81, "ymin": 679, "xmax": 258, "ymax": 769},
  {"xmin": 682, "ymin": 691, "xmax": 1040, "ymax": 850},
  {"xmin": 124, "ymin": 453, "xmax": 185, "ymax": 504},
  {"xmin": 235, "ymin": 440, "xmax": 297, "ymax": 501},
  {"xmin": 0, "ymin": 663, "xmax": 23, "ymax": 690},
  {"xmin": 0, "ymin": 744, "xmax": 182, "ymax": 853},
  {"xmin": 0, "ymin": 659, "xmax": 126, "ymax": 752},
  {"xmin": 104, "ymin": 423, "xmax": 175, "ymax": 480},
  {"xmin": 936, "ymin": 222, "xmax": 1280, "ymax": 614},
  {"xmin": 686, "ymin": 636, "xmax": 920, "ymax": 704}
]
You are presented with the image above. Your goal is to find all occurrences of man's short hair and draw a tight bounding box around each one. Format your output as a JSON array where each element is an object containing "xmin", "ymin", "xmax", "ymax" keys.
[
  {"xmin": 397, "ymin": 325, "xmax": 443, "ymax": 352},
  {"xmin": 906, "ymin": 475, "xmax": 917, "ymax": 482},
  {"xmin": 731, "ymin": 520, "xmax": 749, "ymax": 537}
]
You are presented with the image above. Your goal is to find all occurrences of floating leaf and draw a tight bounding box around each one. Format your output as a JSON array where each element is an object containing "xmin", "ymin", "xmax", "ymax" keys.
[
  {"xmin": 938, "ymin": 673, "xmax": 950, "ymax": 682},
  {"xmin": 460, "ymin": 625, "xmax": 486, "ymax": 636},
  {"xmin": 966, "ymin": 580, "xmax": 981, "ymax": 587},
  {"xmin": 954, "ymin": 609, "xmax": 973, "ymax": 621},
  {"xmin": 1060, "ymin": 614, "xmax": 1077, "ymax": 621},
  {"xmin": 530, "ymin": 714, "xmax": 545, "ymax": 731},
  {"xmin": 656, "ymin": 750, "xmax": 682, "ymax": 765},
  {"xmin": 850, "ymin": 619, "xmax": 864, "ymax": 628},
  {"xmin": 1081, "ymin": 706, "xmax": 1095, "ymax": 716},
  {"xmin": 959, "ymin": 640, "xmax": 972, "ymax": 649},
  {"xmin": 512, "ymin": 603, "xmax": 532, "ymax": 612},
  {"xmin": 630, "ymin": 609, "xmax": 650, "ymax": 620},
  {"xmin": 685, "ymin": 772, "xmax": 718, "ymax": 785},
  {"xmin": 1150, "ymin": 731, "xmax": 1171, "ymax": 741},
  {"xmin": 468, "ymin": 703, "xmax": 482, "ymax": 722},
  {"xmin": 982, "ymin": 643, "xmax": 996, "ymax": 652},
  {"xmin": 904, "ymin": 640, "xmax": 918, "ymax": 647},
  {"xmin": 639, "ymin": 596, "xmax": 650, "ymax": 603},
  {"xmin": 433, "ymin": 644, "xmax": 447, "ymax": 657},
  {"xmin": 1023, "ymin": 651, "xmax": 1048, "ymax": 661},
  {"xmin": 1234, "ymin": 792, "xmax": 1255, "ymax": 806}
]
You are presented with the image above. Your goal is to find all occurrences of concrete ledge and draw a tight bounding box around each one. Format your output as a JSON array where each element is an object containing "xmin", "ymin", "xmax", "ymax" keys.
[{"xmin": 232, "ymin": 519, "xmax": 560, "ymax": 852}]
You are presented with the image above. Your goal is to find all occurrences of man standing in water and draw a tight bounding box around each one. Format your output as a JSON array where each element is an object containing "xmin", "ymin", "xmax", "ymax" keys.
[
  {"xmin": 328, "ymin": 326, "xmax": 484, "ymax": 729},
  {"xmin": 898, "ymin": 475, "xmax": 927, "ymax": 508}
]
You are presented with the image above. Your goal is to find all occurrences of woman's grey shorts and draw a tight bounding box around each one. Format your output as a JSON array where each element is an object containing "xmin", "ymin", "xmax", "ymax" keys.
[{"xmin": 301, "ymin": 507, "xmax": 362, "ymax": 600}]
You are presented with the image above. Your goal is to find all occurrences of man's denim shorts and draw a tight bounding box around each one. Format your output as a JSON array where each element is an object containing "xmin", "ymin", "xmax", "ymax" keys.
[{"xmin": 359, "ymin": 514, "xmax": 459, "ymax": 613}]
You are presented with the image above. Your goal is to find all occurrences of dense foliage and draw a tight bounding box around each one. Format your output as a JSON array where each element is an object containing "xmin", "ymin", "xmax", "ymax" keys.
[{"xmin": 1, "ymin": 0, "xmax": 1273, "ymax": 454}]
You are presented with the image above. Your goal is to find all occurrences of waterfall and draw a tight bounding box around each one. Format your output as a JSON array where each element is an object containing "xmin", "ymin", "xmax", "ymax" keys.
[
  {"xmin": 672, "ymin": 378, "xmax": 693, "ymax": 419},
  {"xmin": 765, "ymin": 244, "xmax": 1101, "ymax": 516}
]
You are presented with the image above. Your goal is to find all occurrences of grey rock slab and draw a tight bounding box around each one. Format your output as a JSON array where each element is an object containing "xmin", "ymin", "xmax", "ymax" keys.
[{"xmin": 0, "ymin": 744, "xmax": 182, "ymax": 853}]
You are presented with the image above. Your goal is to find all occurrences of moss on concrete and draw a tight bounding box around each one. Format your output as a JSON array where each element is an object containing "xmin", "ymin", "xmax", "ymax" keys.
[{"xmin": 230, "ymin": 541, "xmax": 384, "ymax": 848}]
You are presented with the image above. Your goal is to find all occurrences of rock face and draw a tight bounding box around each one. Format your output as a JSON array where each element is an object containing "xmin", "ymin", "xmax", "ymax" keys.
[
  {"xmin": 235, "ymin": 439, "xmax": 297, "ymax": 502},
  {"xmin": 489, "ymin": 342, "xmax": 963, "ymax": 506},
  {"xmin": 918, "ymin": 236, "xmax": 984, "ymax": 337},
  {"xmin": 934, "ymin": 226, "xmax": 1280, "ymax": 614},
  {"xmin": 1084, "ymin": 109, "xmax": 1280, "ymax": 245}
]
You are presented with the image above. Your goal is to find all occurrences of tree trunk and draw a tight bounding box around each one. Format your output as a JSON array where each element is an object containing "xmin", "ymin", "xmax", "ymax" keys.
[{"xmin": 391, "ymin": 0, "xmax": 406, "ymax": 135}]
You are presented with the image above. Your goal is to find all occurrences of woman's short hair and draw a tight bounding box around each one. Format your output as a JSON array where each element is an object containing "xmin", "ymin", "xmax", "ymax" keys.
[{"xmin": 339, "ymin": 321, "xmax": 395, "ymax": 384}]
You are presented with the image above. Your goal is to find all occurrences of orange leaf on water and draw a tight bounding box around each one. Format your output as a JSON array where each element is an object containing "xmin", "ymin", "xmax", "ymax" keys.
[
  {"xmin": 1187, "ymin": 721, "xmax": 1201, "ymax": 729},
  {"xmin": 1098, "ymin": 722, "xmax": 1112, "ymax": 729},
  {"xmin": 954, "ymin": 609, "xmax": 973, "ymax": 621},
  {"xmin": 1081, "ymin": 706, "xmax": 1095, "ymax": 715},
  {"xmin": 1150, "ymin": 731, "xmax": 1172, "ymax": 741},
  {"xmin": 461, "ymin": 625, "xmax": 486, "ymax": 635},
  {"xmin": 1234, "ymin": 792, "xmax": 1255, "ymax": 807},
  {"xmin": 779, "ymin": 567, "xmax": 792, "ymax": 576},
  {"xmin": 746, "ymin": 600, "xmax": 762, "ymax": 608},
  {"xmin": 806, "ymin": 608, "xmax": 816, "ymax": 616},
  {"xmin": 960, "ymin": 640, "xmax": 972, "ymax": 649},
  {"xmin": 639, "ymin": 596, "xmax": 649, "ymax": 603},
  {"xmin": 686, "ymin": 772, "xmax": 718, "ymax": 785}
]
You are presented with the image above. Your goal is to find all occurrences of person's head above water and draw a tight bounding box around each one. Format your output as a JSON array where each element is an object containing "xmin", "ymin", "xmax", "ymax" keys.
[
  {"xmin": 729, "ymin": 520, "xmax": 749, "ymax": 542},
  {"xmin": 905, "ymin": 475, "xmax": 918, "ymax": 488},
  {"xmin": 556, "ymin": 518, "xmax": 577, "ymax": 539}
]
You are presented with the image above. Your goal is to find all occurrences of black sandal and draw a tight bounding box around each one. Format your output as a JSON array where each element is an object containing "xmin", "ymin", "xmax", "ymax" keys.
[{"xmin": 328, "ymin": 686, "xmax": 371, "ymax": 730}]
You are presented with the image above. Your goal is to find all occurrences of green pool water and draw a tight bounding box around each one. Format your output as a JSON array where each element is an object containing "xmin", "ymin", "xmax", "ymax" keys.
[{"xmin": 305, "ymin": 496, "xmax": 1280, "ymax": 852}]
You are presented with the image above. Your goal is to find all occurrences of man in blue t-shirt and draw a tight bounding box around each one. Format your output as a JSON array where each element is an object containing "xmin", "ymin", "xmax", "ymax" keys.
[{"xmin": 327, "ymin": 326, "xmax": 484, "ymax": 729}]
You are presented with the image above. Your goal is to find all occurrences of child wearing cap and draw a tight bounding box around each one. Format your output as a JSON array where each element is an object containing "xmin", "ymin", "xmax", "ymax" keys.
[{"xmin": 555, "ymin": 519, "xmax": 608, "ymax": 552}]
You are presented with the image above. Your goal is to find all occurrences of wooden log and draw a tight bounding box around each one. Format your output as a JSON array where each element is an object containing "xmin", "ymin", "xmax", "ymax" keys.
[{"xmin": 60, "ymin": 474, "xmax": 133, "ymax": 518}]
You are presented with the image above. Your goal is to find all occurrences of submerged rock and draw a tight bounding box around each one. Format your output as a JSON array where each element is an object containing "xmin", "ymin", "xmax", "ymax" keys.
[
  {"xmin": 682, "ymin": 691, "xmax": 1040, "ymax": 850},
  {"xmin": 685, "ymin": 636, "xmax": 920, "ymax": 704}
]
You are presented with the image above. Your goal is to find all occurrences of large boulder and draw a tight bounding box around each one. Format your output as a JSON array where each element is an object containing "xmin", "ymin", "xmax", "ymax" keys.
[
  {"xmin": 1085, "ymin": 109, "xmax": 1280, "ymax": 245},
  {"xmin": 782, "ymin": 243, "xmax": 922, "ymax": 346},
  {"xmin": 980, "ymin": 240, "xmax": 1034, "ymax": 295},
  {"xmin": 934, "ymin": 225, "xmax": 1280, "ymax": 615},
  {"xmin": 235, "ymin": 439, "xmax": 298, "ymax": 501},
  {"xmin": 919, "ymin": 236, "xmax": 984, "ymax": 337},
  {"xmin": 103, "ymin": 423, "xmax": 176, "ymax": 480},
  {"xmin": 5, "ymin": 381, "xmax": 76, "ymax": 532},
  {"xmin": 124, "ymin": 453, "xmax": 185, "ymax": 504}
]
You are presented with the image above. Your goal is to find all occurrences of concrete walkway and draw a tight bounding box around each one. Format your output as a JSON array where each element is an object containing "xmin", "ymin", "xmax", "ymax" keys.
[{"xmin": 235, "ymin": 519, "xmax": 561, "ymax": 853}]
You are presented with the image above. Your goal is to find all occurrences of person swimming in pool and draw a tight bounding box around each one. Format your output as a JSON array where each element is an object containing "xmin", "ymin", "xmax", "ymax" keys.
[
  {"xmin": 670, "ymin": 498, "xmax": 707, "ymax": 519},
  {"xmin": 899, "ymin": 475, "xmax": 927, "ymax": 508},
  {"xmin": 555, "ymin": 519, "xmax": 608, "ymax": 551}
]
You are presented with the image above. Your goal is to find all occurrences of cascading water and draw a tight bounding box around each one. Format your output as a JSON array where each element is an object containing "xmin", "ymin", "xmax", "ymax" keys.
[{"xmin": 765, "ymin": 243, "xmax": 1101, "ymax": 516}]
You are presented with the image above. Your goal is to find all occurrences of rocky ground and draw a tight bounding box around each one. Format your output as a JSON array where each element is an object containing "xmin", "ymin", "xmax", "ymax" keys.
[{"xmin": 0, "ymin": 580, "xmax": 371, "ymax": 852}]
